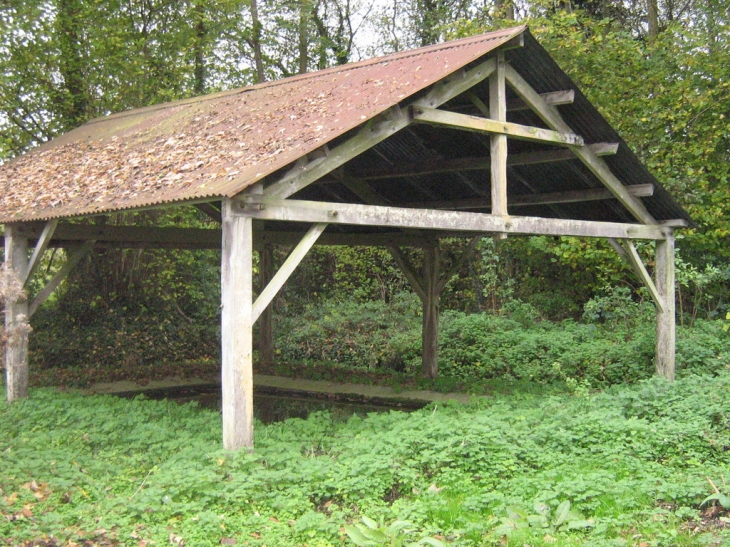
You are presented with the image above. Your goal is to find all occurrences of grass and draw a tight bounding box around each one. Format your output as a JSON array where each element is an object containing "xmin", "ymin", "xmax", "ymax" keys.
[{"xmin": 1, "ymin": 372, "xmax": 730, "ymax": 546}]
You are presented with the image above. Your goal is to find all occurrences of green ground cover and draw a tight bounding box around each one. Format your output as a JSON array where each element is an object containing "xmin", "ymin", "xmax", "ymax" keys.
[{"xmin": 2, "ymin": 372, "xmax": 729, "ymax": 547}]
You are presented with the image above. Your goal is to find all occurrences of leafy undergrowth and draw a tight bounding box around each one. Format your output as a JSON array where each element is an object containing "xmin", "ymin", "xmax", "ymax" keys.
[
  {"xmin": 2, "ymin": 374, "xmax": 730, "ymax": 547},
  {"xmin": 28, "ymin": 359, "xmax": 221, "ymax": 389}
]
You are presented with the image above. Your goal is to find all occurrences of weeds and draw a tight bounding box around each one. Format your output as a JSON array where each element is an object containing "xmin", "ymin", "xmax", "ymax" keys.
[{"xmin": 1, "ymin": 372, "xmax": 730, "ymax": 546}]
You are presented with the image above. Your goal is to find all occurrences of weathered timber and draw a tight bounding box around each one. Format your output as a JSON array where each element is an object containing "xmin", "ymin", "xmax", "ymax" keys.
[
  {"xmin": 402, "ymin": 184, "xmax": 655, "ymax": 211},
  {"xmin": 422, "ymin": 246, "xmax": 440, "ymax": 378},
  {"xmin": 411, "ymin": 106, "xmax": 584, "ymax": 146},
  {"xmin": 619, "ymin": 240, "xmax": 664, "ymax": 312},
  {"xmin": 490, "ymin": 52, "xmax": 508, "ymax": 217},
  {"xmin": 258, "ymin": 244, "xmax": 274, "ymax": 366},
  {"xmin": 504, "ymin": 65, "xmax": 656, "ymax": 225},
  {"xmin": 221, "ymin": 197, "xmax": 254, "ymax": 450},
  {"xmin": 4, "ymin": 226, "xmax": 29, "ymax": 402},
  {"xmin": 14, "ymin": 223, "xmax": 222, "ymax": 249},
  {"xmin": 238, "ymin": 198, "xmax": 669, "ymax": 240},
  {"xmin": 28, "ymin": 240, "xmax": 96, "ymax": 318},
  {"xmin": 388, "ymin": 246, "xmax": 427, "ymax": 302},
  {"xmin": 656, "ymin": 236, "xmax": 676, "ymax": 380},
  {"xmin": 261, "ymin": 58, "xmax": 497, "ymax": 201},
  {"xmin": 259, "ymin": 230, "xmax": 437, "ymax": 248},
  {"xmin": 351, "ymin": 143, "xmax": 619, "ymax": 181},
  {"xmin": 251, "ymin": 223, "xmax": 327, "ymax": 323},
  {"xmin": 507, "ymin": 90, "xmax": 575, "ymax": 111},
  {"xmin": 195, "ymin": 203, "xmax": 222, "ymax": 223},
  {"xmin": 24, "ymin": 219, "xmax": 58, "ymax": 287}
]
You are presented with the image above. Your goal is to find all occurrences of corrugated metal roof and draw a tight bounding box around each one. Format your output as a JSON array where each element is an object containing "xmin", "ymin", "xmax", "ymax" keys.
[
  {"xmin": 0, "ymin": 25, "xmax": 692, "ymax": 228},
  {"xmin": 0, "ymin": 27, "xmax": 524, "ymax": 223}
]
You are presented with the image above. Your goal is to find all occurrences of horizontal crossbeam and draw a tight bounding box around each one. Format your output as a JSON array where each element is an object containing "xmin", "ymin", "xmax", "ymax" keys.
[
  {"xmin": 411, "ymin": 106, "xmax": 584, "ymax": 146},
  {"xmin": 236, "ymin": 198, "xmax": 669, "ymax": 240}
]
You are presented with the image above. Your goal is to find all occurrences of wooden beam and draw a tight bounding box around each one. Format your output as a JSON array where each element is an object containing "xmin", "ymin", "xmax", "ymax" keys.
[
  {"xmin": 335, "ymin": 171, "xmax": 392, "ymax": 205},
  {"xmin": 656, "ymin": 236, "xmax": 676, "ymax": 380},
  {"xmin": 259, "ymin": 230, "xmax": 435, "ymax": 248},
  {"xmin": 422, "ymin": 246, "xmax": 440, "ymax": 378},
  {"xmin": 261, "ymin": 58, "xmax": 498, "ymax": 201},
  {"xmin": 618, "ymin": 240, "xmax": 664, "ymax": 313},
  {"xmin": 220, "ymin": 197, "xmax": 254, "ymax": 450},
  {"xmin": 411, "ymin": 106, "xmax": 585, "ymax": 146},
  {"xmin": 352, "ymin": 143, "xmax": 618, "ymax": 181},
  {"xmin": 28, "ymin": 240, "xmax": 95, "ymax": 318},
  {"xmin": 4, "ymin": 225, "xmax": 29, "ymax": 402},
  {"xmin": 490, "ymin": 52, "xmax": 508, "ymax": 217},
  {"xmin": 403, "ymin": 185, "xmax": 654, "ymax": 210},
  {"xmin": 258, "ymin": 244, "xmax": 274, "ymax": 366},
  {"xmin": 195, "ymin": 203, "xmax": 222, "ymax": 223},
  {"xmin": 251, "ymin": 223, "xmax": 327, "ymax": 323},
  {"xmin": 24, "ymin": 219, "xmax": 58, "ymax": 288},
  {"xmin": 437, "ymin": 237, "xmax": 479, "ymax": 293},
  {"xmin": 504, "ymin": 64, "xmax": 656, "ymax": 225},
  {"xmin": 388, "ymin": 246, "xmax": 427, "ymax": 302},
  {"xmin": 507, "ymin": 90, "xmax": 575, "ymax": 111},
  {"xmin": 238, "ymin": 198, "xmax": 669, "ymax": 240},
  {"xmin": 14, "ymin": 223, "xmax": 222, "ymax": 249}
]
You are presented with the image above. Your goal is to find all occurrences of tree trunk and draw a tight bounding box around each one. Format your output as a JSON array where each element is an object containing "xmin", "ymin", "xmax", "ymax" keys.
[
  {"xmin": 193, "ymin": 1, "xmax": 207, "ymax": 95},
  {"xmin": 647, "ymin": 0, "xmax": 659, "ymax": 42},
  {"xmin": 298, "ymin": 0, "xmax": 309, "ymax": 74},
  {"xmin": 250, "ymin": 0, "xmax": 266, "ymax": 83},
  {"xmin": 56, "ymin": 0, "xmax": 89, "ymax": 127}
]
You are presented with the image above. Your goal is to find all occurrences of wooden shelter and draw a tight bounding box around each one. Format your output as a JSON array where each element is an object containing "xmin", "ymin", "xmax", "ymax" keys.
[{"xmin": 1, "ymin": 26, "xmax": 691, "ymax": 450}]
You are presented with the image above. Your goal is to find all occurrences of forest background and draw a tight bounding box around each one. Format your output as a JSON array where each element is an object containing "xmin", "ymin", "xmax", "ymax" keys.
[{"xmin": 1, "ymin": 0, "xmax": 729, "ymax": 387}]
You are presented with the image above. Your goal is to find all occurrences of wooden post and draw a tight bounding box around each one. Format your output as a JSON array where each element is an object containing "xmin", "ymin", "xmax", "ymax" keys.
[
  {"xmin": 258, "ymin": 243, "xmax": 274, "ymax": 366},
  {"xmin": 655, "ymin": 235, "xmax": 676, "ymax": 380},
  {"xmin": 220, "ymin": 198, "xmax": 255, "ymax": 450},
  {"xmin": 489, "ymin": 51, "xmax": 508, "ymax": 217},
  {"xmin": 4, "ymin": 225, "xmax": 30, "ymax": 402},
  {"xmin": 422, "ymin": 245, "xmax": 440, "ymax": 378}
]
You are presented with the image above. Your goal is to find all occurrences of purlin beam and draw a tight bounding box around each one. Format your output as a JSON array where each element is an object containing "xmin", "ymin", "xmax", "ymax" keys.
[
  {"xmin": 350, "ymin": 143, "xmax": 619, "ymax": 181},
  {"xmin": 403, "ymin": 184, "xmax": 654, "ymax": 210}
]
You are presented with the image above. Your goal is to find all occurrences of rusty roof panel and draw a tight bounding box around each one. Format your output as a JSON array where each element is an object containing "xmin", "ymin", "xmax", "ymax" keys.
[{"xmin": 0, "ymin": 27, "xmax": 525, "ymax": 223}]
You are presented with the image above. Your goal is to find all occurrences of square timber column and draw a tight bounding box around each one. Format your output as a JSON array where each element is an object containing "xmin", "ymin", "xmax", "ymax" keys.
[
  {"xmin": 655, "ymin": 234, "xmax": 676, "ymax": 380},
  {"xmin": 220, "ymin": 197, "xmax": 255, "ymax": 450},
  {"xmin": 4, "ymin": 225, "xmax": 30, "ymax": 402}
]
